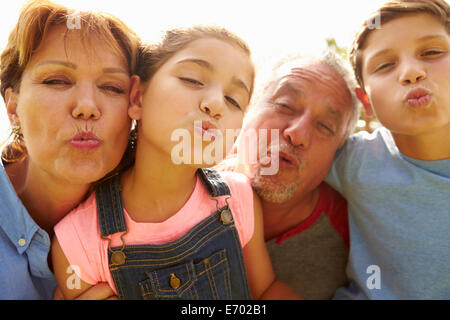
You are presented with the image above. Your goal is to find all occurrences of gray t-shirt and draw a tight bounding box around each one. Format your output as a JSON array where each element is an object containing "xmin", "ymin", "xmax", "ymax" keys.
[
  {"xmin": 266, "ymin": 182, "xmax": 349, "ymax": 299},
  {"xmin": 326, "ymin": 127, "xmax": 450, "ymax": 299}
]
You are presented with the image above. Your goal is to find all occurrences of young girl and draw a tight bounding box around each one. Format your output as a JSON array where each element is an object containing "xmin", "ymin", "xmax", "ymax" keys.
[{"xmin": 52, "ymin": 25, "xmax": 299, "ymax": 300}]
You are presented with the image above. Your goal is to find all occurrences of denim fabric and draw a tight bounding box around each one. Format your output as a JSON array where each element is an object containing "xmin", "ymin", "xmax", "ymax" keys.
[
  {"xmin": 0, "ymin": 163, "xmax": 57, "ymax": 299},
  {"xmin": 95, "ymin": 168, "xmax": 251, "ymax": 300}
]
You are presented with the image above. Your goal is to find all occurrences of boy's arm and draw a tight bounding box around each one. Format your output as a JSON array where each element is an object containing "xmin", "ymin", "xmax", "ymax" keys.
[
  {"xmin": 51, "ymin": 236, "xmax": 96, "ymax": 300},
  {"xmin": 324, "ymin": 138, "xmax": 352, "ymax": 193},
  {"xmin": 242, "ymin": 191, "xmax": 301, "ymax": 300}
]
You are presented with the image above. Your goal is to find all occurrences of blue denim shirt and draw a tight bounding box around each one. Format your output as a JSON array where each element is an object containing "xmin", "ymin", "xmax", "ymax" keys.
[{"xmin": 0, "ymin": 163, "xmax": 57, "ymax": 299}]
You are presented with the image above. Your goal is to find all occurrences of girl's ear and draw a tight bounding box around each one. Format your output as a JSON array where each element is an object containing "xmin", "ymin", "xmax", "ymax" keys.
[
  {"xmin": 128, "ymin": 75, "xmax": 142, "ymax": 120},
  {"xmin": 355, "ymin": 87, "xmax": 374, "ymax": 117}
]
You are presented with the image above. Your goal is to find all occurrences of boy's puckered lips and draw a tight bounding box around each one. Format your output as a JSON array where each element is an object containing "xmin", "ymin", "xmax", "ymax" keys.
[{"xmin": 405, "ymin": 87, "xmax": 432, "ymax": 109}]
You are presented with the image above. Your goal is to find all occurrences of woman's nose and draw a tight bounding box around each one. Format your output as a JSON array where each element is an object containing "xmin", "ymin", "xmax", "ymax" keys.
[{"xmin": 71, "ymin": 83, "xmax": 101, "ymax": 120}]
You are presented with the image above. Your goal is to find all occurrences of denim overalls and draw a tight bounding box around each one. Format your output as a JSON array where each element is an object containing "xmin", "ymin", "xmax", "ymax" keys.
[{"xmin": 95, "ymin": 168, "xmax": 252, "ymax": 300}]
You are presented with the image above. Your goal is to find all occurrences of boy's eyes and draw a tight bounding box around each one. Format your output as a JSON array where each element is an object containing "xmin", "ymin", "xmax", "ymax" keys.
[
  {"xmin": 373, "ymin": 62, "xmax": 395, "ymax": 73},
  {"xmin": 373, "ymin": 48, "xmax": 447, "ymax": 73}
]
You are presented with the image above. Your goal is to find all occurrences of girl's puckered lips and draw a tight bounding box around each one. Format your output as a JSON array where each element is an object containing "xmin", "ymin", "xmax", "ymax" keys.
[
  {"xmin": 405, "ymin": 87, "xmax": 432, "ymax": 109},
  {"xmin": 194, "ymin": 120, "xmax": 218, "ymax": 141},
  {"xmin": 68, "ymin": 131, "xmax": 101, "ymax": 151}
]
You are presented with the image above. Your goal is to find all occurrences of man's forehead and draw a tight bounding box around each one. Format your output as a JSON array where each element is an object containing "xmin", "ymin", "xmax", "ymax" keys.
[{"xmin": 269, "ymin": 60, "xmax": 352, "ymax": 106}]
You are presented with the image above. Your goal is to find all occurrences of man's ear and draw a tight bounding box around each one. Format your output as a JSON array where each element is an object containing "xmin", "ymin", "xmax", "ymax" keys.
[
  {"xmin": 5, "ymin": 87, "xmax": 19, "ymax": 125},
  {"xmin": 128, "ymin": 75, "xmax": 142, "ymax": 120},
  {"xmin": 355, "ymin": 87, "xmax": 374, "ymax": 117}
]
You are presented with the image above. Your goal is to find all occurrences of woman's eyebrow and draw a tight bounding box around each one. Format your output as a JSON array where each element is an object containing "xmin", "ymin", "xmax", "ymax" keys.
[
  {"xmin": 34, "ymin": 60, "xmax": 128, "ymax": 75},
  {"xmin": 35, "ymin": 60, "xmax": 77, "ymax": 69},
  {"xmin": 103, "ymin": 67, "xmax": 129, "ymax": 75}
]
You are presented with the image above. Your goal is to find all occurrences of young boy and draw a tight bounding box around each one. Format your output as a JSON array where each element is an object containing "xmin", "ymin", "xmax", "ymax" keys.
[{"xmin": 325, "ymin": 0, "xmax": 450, "ymax": 299}]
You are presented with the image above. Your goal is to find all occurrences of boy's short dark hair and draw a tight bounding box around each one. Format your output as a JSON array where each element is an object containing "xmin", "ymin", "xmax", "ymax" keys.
[{"xmin": 349, "ymin": 0, "xmax": 450, "ymax": 89}]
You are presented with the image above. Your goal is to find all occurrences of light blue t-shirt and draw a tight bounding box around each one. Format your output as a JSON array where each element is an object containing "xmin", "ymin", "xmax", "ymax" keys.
[
  {"xmin": 0, "ymin": 163, "xmax": 57, "ymax": 299},
  {"xmin": 325, "ymin": 127, "xmax": 450, "ymax": 300}
]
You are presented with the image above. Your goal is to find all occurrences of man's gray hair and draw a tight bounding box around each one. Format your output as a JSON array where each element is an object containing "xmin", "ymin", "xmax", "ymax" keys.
[{"xmin": 250, "ymin": 50, "xmax": 361, "ymax": 139}]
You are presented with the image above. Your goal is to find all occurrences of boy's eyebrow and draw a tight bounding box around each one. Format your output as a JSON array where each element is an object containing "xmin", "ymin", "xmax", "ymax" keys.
[
  {"xmin": 416, "ymin": 35, "xmax": 448, "ymax": 43},
  {"xmin": 366, "ymin": 49, "xmax": 391, "ymax": 63},
  {"xmin": 176, "ymin": 58, "xmax": 251, "ymax": 97},
  {"xmin": 367, "ymin": 35, "xmax": 447, "ymax": 62}
]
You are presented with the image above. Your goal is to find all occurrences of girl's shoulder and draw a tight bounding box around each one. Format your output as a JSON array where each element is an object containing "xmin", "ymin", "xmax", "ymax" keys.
[
  {"xmin": 55, "ymin": 192, "xmax": 100, "ymax": 239},
  {"xmin": 217, "ymin": 170, "xmax": 252, "ymax": 192}
]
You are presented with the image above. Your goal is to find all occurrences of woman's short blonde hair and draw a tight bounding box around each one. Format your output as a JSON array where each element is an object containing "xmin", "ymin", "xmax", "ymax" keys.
[{"xmin": 1, "ymin": 0, "xmax": 141, "ymax": 163}]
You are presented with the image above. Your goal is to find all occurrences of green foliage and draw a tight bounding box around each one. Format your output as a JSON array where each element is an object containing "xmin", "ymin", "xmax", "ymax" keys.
[{"xmin": 326, "ymin": 38, "xmax": 348, "ymax": 58}]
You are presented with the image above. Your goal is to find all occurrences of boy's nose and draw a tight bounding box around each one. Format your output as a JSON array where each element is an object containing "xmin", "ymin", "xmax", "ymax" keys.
[{"xmin": 398, "ymin": 60, "xmax": 427, "ymax": 85}]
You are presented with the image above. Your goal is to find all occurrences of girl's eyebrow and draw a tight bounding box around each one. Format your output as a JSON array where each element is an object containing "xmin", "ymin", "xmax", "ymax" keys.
[
  {"xmin": 176, "ymin": 58, "xmax": 251, "ymax": 98},
  {"xmin": 176, "ymin": 58, "xmax": 213, "ymax": 70}
]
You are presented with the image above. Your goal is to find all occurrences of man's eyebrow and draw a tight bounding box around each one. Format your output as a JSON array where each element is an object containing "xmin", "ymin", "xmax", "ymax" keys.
[
  {"xmin": 273, "ymin": 82, "xmax": 303, "ymax": 98},
  {"xmin": 326, "ymin": 106, "xmax": 342, "ymax": 120}
]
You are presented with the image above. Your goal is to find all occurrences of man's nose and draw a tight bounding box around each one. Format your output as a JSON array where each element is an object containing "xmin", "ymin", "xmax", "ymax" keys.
[
  {"xmin": 398, "ymin": 57, "xmax": 427, "ymax": 85},
  {"xmin": 199, "ymin": 86, "xmax": 225, "ymax": 120},
  {"xmin": 71, "ymin": 83, "xmax": 101, "ymax": 120},
  {"xmin": 282, "ymin": 114, "xmax": 313, "ymax": 150}
]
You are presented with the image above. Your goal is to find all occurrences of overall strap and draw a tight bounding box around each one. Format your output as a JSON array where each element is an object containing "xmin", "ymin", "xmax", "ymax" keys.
[
  {"xmin": 95, "ymin": 174, "xmax": 127, "ymax": 237},
  {"xmin": 197, "ymin": 168, "xmax": 231, "ymax": 197}
]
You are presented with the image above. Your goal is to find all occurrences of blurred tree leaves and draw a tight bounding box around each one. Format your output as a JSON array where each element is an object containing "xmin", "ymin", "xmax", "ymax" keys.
[{"xmin": 326, "ymin": 38, "xmax": 348, "ymax": 58}]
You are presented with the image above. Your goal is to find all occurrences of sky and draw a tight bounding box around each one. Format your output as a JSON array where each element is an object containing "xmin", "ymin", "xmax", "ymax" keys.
[{"xmin": 0, "ymin": 0, "xmax": 388, "ymax": 141}]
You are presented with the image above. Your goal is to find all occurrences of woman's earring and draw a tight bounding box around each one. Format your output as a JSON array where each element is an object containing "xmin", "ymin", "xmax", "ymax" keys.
[{"xmin": 11, "ymin": 124, "xmax": 22, "ymax": 144}]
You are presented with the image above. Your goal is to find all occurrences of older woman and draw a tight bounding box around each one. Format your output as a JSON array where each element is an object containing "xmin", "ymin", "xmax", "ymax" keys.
[{"xmin": 0, "ymin": 0, "xmax": 140, "ymax": 299}]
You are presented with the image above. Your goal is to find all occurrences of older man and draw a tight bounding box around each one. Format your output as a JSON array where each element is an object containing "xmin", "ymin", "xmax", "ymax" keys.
[{"xmin": 221, "ymin": 51, "xmax": 360, "ymax": 299}]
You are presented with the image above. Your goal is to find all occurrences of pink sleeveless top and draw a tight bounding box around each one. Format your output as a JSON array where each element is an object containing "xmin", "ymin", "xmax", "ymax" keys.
[{"xmin": 54, "ymin": 171, "xmax": 254, "ymax": 292}]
